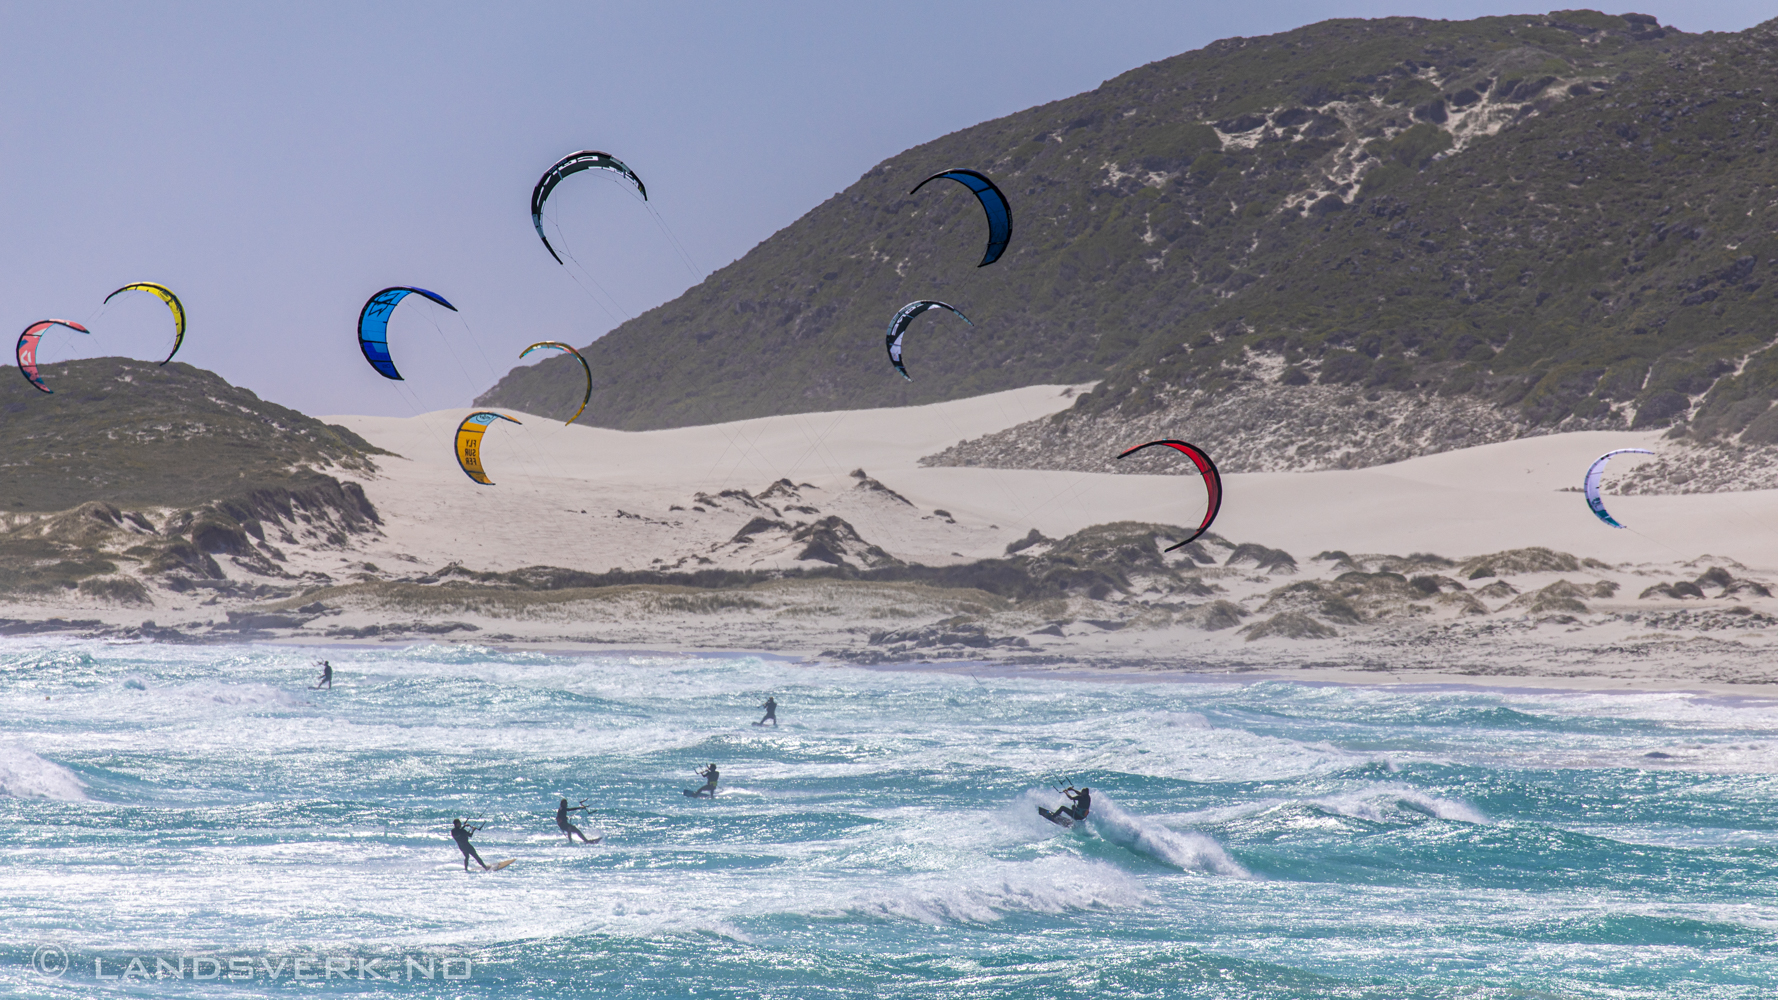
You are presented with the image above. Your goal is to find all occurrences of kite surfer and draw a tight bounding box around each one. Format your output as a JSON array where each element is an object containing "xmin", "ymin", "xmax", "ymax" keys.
[
  {"xmin": 556, "ymin": 798, "xmax": 596, "ymax": 844},
  {"xmin": 450, "ymin": 818, "xmax": 488, "ymax": 871},
  {"xmin": 755, "ymin": 696, "xmax": 778, "ymax": 727},
  {"xmin": 1038, "ymin": 786, "xmax": 1091, "ymax": 826},
  {"xmin": 314, "ymin": 661, "xmax": 332, "ymax": 689},
  {"xmin": 687, "ymin": 763, "xmax": 719, "ymax": 798}
]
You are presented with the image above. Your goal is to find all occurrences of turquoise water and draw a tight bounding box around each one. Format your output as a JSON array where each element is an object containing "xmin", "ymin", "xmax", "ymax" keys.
[{"xmin": 1, "ymin": 640, "xmax": 1774, "ymax": 998}]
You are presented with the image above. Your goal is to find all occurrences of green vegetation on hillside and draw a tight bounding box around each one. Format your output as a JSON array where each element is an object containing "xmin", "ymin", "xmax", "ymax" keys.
[
  {"xmin": 480, "ymin": 12, "xmax": 1778, "ymax": 447},
  {"xmin": 0, "ymin": 358, "xmax": 388, "ymax": 601},
  {"xmin": 1, "ymin": 357, "xmax": 383, "ymax": 512}
]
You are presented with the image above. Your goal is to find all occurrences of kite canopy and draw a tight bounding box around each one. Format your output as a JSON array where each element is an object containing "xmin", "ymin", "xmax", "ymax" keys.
[
  {"xmin": 1116, "ymin": 440, "xmax": 1223, "ymax": 551},
  {"xmin": 454, "ymin": 411, "xmax": 523, "ymax": 485},
  {"xmin": 1584, "ymin": 448, "xmax": 1654, "ymax": 528},
  {"xmin": 519, "ymin": 341, "xmax": 592, "ymax": 425},
  {"xmin": 15, "ymin": 319, "xmax": 91, "ymax": 394},
  {"xmin": 531, "ymin": 150, "xmax": 647, "ymax": 265},
  {"xmin": 357, "ymin": 286, "xmax": 456, "ymax": 381},
  {"xmin": 885, "ymin": 300, "xmax": 972, "ymax": 381},
  {"xmin": 909, "ymin": 168, "xmax": 1012, "ymax": 267},
  {"xmin": 104, "ymin": 282, "xmax": 186, "ymax": 365}
]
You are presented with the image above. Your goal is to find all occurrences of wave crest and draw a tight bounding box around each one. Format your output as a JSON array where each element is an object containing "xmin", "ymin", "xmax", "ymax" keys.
[
  {"xmin": 0, "ymin": 746, "xmax": 89, "ymax": 800},
  {"xmin": 1087, "ymin": 795, "xmax": 1252, "ymax": 877}
]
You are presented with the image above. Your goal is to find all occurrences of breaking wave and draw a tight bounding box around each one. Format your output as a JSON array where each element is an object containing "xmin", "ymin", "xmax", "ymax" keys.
[
  {"xmin": 1087, "ymin": 794, "xmax": 1252, "ymax": 876},
  {"xmin": 0, "ymin": 746, "xmax": 88, "ymax": 800}
]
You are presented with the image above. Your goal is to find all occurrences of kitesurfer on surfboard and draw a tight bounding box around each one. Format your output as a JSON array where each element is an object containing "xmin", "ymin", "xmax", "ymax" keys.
[
  {"xmin": 1038, "ymin": 787, "xmax": 1091, "ymax": 825},
  {"xmin": 315, "ymin": 661, "xmax": 332, "ymax": 690},
  {"xmin": 756, "ymin": 696, "xmax": 777, "ymax": 727},
  {"xmin": 689, "ymin": 763, "xmax": 719, "ymax": 798},
  {"xmin": 556, "ymin": 798, "xmax": 595, "ymax": 843},
  {"xmin": 451, "ymin": 818, "xmax": 489, "ymax": 870},
  {"xmin": 1061, "ymin": 786, "xmax": 1091, "ymax": 820}
]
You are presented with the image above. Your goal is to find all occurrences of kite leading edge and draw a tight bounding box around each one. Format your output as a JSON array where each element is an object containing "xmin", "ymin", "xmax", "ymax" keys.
[
  {"xmin": 104, "ymin": 282, "xmax": 186, "ymax": 365},
  {"xmin": 358, "ymin": 286, "xmax": 457, "ymax": 381},
  {"xmin": 1584, "ymin": 448, "xmax": 1655, "ymax": 528},
  {"xmin": 530, "ymin": 150, "xmax": 648, "ymax": 265},
  {"xmin": 455, "ymin": 411, "xmax": 523, "ymax": 485},
  {"xmin": 1116, "ymin": 439, "xmax": 1224, "ymax": 551},
  {"xmin": 518, "ymin": 341, "xmax": 593, "ymax": 425},
  {"xmin": 15, "ymin": 319, "xmax": 92, "ymax": 393},
  {"xmin": 908, "ymin": 168, "xmax": 1012, "ymax": 267},
  {"xmin": 885, "ymin": 300, "xmax": 972, "ymax": 381}
]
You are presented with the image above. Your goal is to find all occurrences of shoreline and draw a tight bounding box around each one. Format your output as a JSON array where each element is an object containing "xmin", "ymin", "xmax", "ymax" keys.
[{"xmin": 16, "ymin": 631, "xmax": 1778, "ymax": 701}]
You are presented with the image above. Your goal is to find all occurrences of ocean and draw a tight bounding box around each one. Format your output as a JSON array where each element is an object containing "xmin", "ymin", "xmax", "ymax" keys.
[{"xmin": 1, "ymin": 640, "xmax": 1773, "ymax": 998}]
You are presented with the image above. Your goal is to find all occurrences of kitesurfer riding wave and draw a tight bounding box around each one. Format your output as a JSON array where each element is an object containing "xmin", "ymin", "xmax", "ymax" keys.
[{"xmin": 1038, "ymin": 786, "xmax": 1091, "ymax": 826}]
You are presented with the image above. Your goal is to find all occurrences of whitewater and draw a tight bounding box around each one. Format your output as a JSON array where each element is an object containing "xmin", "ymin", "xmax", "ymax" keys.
[{"xmin": 1, "ymin": 641, "xmax": 1774, "ymax": 998}]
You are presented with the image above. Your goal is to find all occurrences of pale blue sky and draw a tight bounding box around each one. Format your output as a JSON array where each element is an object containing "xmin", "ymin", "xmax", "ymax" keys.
[{"xmin": 0, "ymin": 2, "xmax": 1758, "ymax": 416}]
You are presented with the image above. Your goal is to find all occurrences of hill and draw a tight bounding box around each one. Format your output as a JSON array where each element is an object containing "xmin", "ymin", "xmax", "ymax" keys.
[
  {"xmin": 0, "ymin": 357, "xmax": 386, "ymax": 602},
  {"xmin": 1, "ymin": 357, "xmax": 382, "ymax": 512},
  {"xmin": 479, "ymin": 11, "xmax": 1778, "ymax": 473}
]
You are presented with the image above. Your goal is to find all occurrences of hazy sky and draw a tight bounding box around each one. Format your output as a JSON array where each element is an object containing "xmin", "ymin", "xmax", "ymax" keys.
[{"xmin": 0, "ymin": 2, "xmax": 1760, "ymax": 417}]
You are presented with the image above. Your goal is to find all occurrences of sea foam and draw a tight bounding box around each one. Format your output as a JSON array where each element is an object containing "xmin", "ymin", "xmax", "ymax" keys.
[
  {"xmin": 840, "ymin": 857, "xmax": 1146, "ymax": 925},
  {"xmin": 1311, "ymin": 783, "xmax": 1488, "ymax": 825},
  {"xmin": 1087, "ymin": 794, "xmax": 1252, "ymax": 877},
  {"xmin": 0, "ymin": 746, "xmax": 88, "ymax": 800}
]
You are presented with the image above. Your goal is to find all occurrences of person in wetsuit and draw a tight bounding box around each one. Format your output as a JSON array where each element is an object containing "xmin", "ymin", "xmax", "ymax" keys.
[
  {"xmin": 1061, "ymin": 786, "xmax": 1091, "ymax": 821},
  {"xmin": 315, "ymin": 661, "xmax": 332, "ymax": 689},
  {"xmin": 556, "ymin": 798, "xmax": 594, "ymax": 844},
  {"xmin": 691, "ymin": 763, "xmax": 719, "ymax": 798},
  {"xmin": 756, "ymin": 696, "xmax": 777, "ymax": 727},
  {"xmin": 451, "ymin": 818, "xmax": 488, "ymax": 870}
]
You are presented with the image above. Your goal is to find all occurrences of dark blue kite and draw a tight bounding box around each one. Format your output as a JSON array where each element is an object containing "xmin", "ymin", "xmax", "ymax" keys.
[
  {"xmin": 909, "ymin": 169, "xmax": 1012, "ymax": 267},
  {"xmin": 531, "ymin": 150, "xmax": 648, "ymax": 265},
  {"xmin": 358, "ymin": 286, "xmax": 456, "ymax": 381},
  {"xmin": 885, "ymin": 300, "xmax": 972, "ymax": 381}
]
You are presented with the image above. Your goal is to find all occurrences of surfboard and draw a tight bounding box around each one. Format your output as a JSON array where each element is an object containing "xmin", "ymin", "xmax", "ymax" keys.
[
  {"xmin": 683, "ymin": 789, "xmax": 713, "ymax": 798},
  {"xmin": 484, "ymin": 858, "xmax": 515, "ymax": 872},
  {"xmin": 1037, "ymin": 806, "xmax": 1074, "ymax": 829}
]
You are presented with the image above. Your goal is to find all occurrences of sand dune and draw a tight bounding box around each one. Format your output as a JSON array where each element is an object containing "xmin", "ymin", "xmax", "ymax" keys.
[
  {"xmin": 6, "ymin": 385, "xmax": 1776, "ymax": 695},
  {"xmin": 329, "ymin": 386, "xmax": 1778, "ymax": 574}
]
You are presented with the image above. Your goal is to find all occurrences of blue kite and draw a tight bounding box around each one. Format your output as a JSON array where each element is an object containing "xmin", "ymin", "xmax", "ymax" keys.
[
  {"xmin": 358, "ymin": 286, "xmax": 457, "ymax": 381},
  {"xmin": 909, "ymin": 168, "xmax": 1012, "ymax": 267},
  {"xmin": 885, "ymin": 300, "xmax": 972, "ymax": 381},
  {"xmin": 1583, "ymin": 448, "xmax": 1654, "ymax": 528}
]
